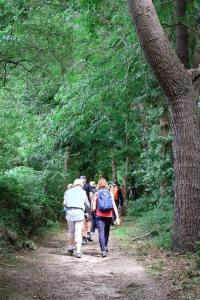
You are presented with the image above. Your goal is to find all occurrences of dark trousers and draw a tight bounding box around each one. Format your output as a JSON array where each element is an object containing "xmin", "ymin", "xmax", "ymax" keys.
[
  {"xmin": 96, "ymin": 216, "xmax": 112, "ymax": 252},
  {"xmin": 91, "ymin": 213, "xmax": 96, "ymax": 232}
]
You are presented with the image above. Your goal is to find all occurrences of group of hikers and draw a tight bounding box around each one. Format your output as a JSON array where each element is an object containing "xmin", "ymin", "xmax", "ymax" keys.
[{"xmin": 63, "ymin": 176, "xmax": 124, "ymax": 258}]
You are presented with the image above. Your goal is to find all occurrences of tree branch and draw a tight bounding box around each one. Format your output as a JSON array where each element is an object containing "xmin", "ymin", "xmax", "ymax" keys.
[
  {"xmin": 162, "ymin": 22, "xmax": 200, "ymax": 38},
  {"xmin": 0, "ymin": 58, "xmax": 31, "ymax": 72}
]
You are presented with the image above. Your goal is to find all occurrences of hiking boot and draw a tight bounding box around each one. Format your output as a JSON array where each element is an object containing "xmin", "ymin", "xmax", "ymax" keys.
[
  {"xmin": 87, "ymin": 233, "xmax": 93, "ymax": 242},
  {"xmin": 82, "ymin": 236, "xmax": 87, "ymax": 245},
  {"xmin": 76, "ymin": 253, "xmax": 82, "ymax": 258},
  {"xmin": 105, "ymin": 246, "xmax": 108, "ymax": 252},
  {"xmin": 101, "ymin": 251, "xmax": 107, "ymax": 257}
]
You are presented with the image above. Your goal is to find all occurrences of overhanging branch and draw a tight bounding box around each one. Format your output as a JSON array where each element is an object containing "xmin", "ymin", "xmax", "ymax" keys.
[{"xmin": 162, "ymin": 22, "xmax": 200, "ymax": 38}]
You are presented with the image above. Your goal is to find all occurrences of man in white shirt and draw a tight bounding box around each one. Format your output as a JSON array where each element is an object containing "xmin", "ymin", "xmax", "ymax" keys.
[{"xmin": 63, "ymin": 179, "xmax": 90, "ymax": 258}]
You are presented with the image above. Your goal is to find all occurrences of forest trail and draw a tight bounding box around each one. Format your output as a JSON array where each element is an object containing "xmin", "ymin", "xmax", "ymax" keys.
[{"xmin": 0, "ymin": 228, "xmax": 173, "ymax": 300}]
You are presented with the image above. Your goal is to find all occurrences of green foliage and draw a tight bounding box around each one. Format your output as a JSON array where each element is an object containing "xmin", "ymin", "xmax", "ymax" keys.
[
  {"xmin": 0, "ymin": 0, "xmax": 173, "ymax": 244},
  {"xmin": 132, "ymin": 106, "xmax": 173, "ymax": 196},
  {"xmin": 0, "ymin": 167, "xmax": 62, "ymax": 238},
  {"xmin": 195, "ymin": 241, "xmax": 200, "ymax": 269},
  {"xmin": 3, "ymin": 0, "xmax": 198, "ymax": 249},
  {"xmin": 128, "ymin": 198, "xmax": 173, "ymax": 249}
]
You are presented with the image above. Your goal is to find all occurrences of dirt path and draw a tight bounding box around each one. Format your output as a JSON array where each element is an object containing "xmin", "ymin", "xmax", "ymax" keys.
[{"xmin": 0, "ymin": 228, "xmax": 171, "ymax": 300}]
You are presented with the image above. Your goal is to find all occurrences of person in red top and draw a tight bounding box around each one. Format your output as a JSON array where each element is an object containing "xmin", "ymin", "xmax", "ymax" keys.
[{"xmin": 92, "ymin": 178, "xmax": 120, "ymax": 257}]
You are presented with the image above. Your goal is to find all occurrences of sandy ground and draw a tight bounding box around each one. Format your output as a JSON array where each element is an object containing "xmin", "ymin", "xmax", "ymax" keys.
[{"xmin": 0, "ymin": 228, "xmax": 173, "ymax": 300}]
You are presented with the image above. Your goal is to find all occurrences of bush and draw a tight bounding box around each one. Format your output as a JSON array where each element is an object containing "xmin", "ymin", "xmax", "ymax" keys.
[
  {"xmin": 0, "ymin": 167, "xmax": 62, "ymax": 243},
  {"xmin": 128, "ymin": 194, "xmax": 159, "ymax": 217},
  {"xmin": 195, "ymin": 241, "xmax": 200, "ymax": 269},
  {"xmin": 128, "ymin": 195, "xmax": 173, "ymax": 249}
]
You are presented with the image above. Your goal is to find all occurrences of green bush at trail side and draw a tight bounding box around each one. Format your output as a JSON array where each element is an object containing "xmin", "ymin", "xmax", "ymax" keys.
[
  {"xmin": 0, "ymin": 167, "xmax": 62, "ymax": 246},
  {"xmin": 128, "ymin": 197, "xmax": 173, "ymax": 250},
  {"xmin": 195, "ymin": 241, "xmax": 200, "ymax": 269}
]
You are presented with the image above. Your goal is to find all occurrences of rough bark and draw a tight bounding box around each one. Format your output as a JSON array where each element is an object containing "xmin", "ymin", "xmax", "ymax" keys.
[
  {"xmin": 128, "ymin": 0, "xmax": 200, "ymax": 251},
  {"xmin": 175, "ymin": 0, "xmax": 189, "ymax": 68}
]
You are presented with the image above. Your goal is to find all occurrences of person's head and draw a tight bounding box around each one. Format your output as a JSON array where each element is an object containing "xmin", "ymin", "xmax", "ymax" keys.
[
  {"xmin": 73, "ymin": 178, "xmax": 84, "ymax": 188},
  {"xmin": 67, "ymin": 183, "xmax": 73, "ymax": 190},
  {"xmin": 90, "ymin": 181, "xmax": 96, "ymax": 188},
  {"xmin": 97, "ymin": 178, "xmax": 109, "ymax": 190},
  {"xmin": 80, "ymin": 175, "xmax": 86, "ymax": 185}
]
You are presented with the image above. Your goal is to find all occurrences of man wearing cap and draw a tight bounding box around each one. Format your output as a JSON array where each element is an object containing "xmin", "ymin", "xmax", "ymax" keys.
[{"xmin": 63, "ymin": 178, "xmax": 90, "ymax": 258}]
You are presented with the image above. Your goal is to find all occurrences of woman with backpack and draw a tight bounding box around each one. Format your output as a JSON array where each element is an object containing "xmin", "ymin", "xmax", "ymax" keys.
[{"xmin": 92, "ymin": 178, "xmax": 120, "ymax": 257}]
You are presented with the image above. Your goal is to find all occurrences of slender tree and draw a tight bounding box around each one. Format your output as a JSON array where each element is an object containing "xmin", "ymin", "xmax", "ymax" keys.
[
  {"xmin": 176, "ymin": 0, "xmax": 189, "ymax": 68},
  {"xmin": 128, "ymin": 0, "xmax": 200, "ymax": 251}
]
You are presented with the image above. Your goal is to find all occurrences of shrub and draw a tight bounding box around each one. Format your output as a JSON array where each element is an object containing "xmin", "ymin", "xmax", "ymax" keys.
[{"xmin": 0, "ymin": 167, "xmax": 62, "ymax": 243}]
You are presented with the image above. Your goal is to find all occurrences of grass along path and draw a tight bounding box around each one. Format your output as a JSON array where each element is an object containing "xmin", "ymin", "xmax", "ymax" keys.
[{"xmin": 113, "ymin": 220, "xmax": 200, "ymax": 300}]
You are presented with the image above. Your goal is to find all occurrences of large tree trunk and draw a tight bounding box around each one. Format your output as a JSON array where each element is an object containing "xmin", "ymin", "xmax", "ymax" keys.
[
  {"xmin": 128, "ymin": 0, "xmax": 200, "ymax": 251},
  {"xmin": 175, "ymin": 0, "xmax": 189, "ymax": 68}
]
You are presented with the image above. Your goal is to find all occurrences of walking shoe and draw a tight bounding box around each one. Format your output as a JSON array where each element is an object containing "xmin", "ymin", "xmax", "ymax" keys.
[
  {"xmin": 67, "ymin": 248, "xmax": 74, "ymax": 255},
  {"xmin": 87, "ymin": 233, "xmax": 93, "ymax": 242},
  {"xmin": 82, "ymin": 236, "xmax": 87, "ymax": 245},
  {"xmin": 101, "ymin": 251, "xmax": 107, "ymax": 257},
  {"xmin": 76, "ymin": 253, "xmax": 82, "ymax": 258},
  {"xmin": 105, "ymin": 246, "xmax": 108, "ymax": 252}
]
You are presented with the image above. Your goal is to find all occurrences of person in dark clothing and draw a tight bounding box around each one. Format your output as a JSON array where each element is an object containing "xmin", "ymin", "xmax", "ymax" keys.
[
  {"xmin": 80, "ymin": 176, "xmax": 93, "ymax": 244},
  {"xmin": 80, "ymin": 176, "xmax": 93, "ymax": 201},
  {"xmin": 90, "ymin": 181, "xmax": 97, "ymax": 233}
]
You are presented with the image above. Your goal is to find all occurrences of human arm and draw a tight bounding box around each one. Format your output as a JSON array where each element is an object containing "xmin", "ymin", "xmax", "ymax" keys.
[
  {"xmin": 84, "ymin": 193, "xmax": 91, "ymax": 211},
  {"xmin": 91, "ymin": 193, "xmax": 97, "ymax": 212},
  {"xmin": 89, "ymin": 192, "xmax": 93, "ymax": 202},
  {"xmin": 63, "ymin": 190, "xmax": 68, "ymax": 207},
  {"xmin": 111, "ymin": 193, "xmax": 120, "ymax": 224}
]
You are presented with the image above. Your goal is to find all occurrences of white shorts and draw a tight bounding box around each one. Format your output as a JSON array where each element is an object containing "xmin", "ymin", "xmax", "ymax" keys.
[{"xmin": 67, "ymin": 220, "xmax": 84, "ymax": 243}]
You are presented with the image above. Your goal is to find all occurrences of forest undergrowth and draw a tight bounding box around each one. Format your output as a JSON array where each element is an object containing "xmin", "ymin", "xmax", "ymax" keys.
[{"xmin": 113, "ymin": 211, "xmax": 200, "ymax": 300}]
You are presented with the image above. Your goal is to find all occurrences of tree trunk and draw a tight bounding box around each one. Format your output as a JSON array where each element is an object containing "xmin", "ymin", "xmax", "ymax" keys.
[
  {"xmin": 122, "ymin": 118, "xmax": 129, "ymax": 215},
  {"xmin": 64, "ymin": 146, "xmax": 69, "ymax": 190},
  {"xmin": 160, "ymin": 105, "xmax": 170, "ymax": 197},
  {"xmin": 175, "ymin": 0, "xmax": 189, "ymax": 68},
  {"xmin": 160, "ymin": 110, "xmax": 169, "ymax": 138},
  {"xmin": 128, "ymin": 0, "xmax": 200, "ymax": 251},
  {"xmin": 111, "ymin": 151, "xmax": 118, "ymax": 183}
]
